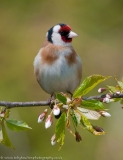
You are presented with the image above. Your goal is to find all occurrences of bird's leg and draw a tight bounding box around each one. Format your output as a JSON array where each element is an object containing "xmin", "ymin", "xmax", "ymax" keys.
[{"xmin": 48, "ymin": 93, "xmax": 55, "ymax": 109}]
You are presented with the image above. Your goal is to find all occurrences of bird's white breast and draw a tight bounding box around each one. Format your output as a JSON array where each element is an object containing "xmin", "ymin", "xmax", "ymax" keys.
[{"xmin": 34, "ymin": 48, "xmax": 82, "ymax": 94}]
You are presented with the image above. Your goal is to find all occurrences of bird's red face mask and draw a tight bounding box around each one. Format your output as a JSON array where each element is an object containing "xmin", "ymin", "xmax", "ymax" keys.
[
  {"xmin": 59, "ymin": 25, "xmax": 72, "ymax": 43},
  {"xmin": 59, "ymin": 25, "xmax": 78, "ymax": 43}
]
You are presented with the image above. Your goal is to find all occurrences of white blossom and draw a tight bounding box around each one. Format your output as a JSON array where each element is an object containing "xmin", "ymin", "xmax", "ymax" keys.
[
  {"xmin": 51, "ymin": 134, "xmax": 56, "ymax": 145},
  {"xmin": 100, "ymin": 111, "xmax": 111, "ymax": 117},
  {"xmin": 53, "ymin": 105, "xmax": 60, "ymax": 116},
  {"xmin": 38, "ymin": 109, "xmax": 47, "ymax": 123},
  {"xmin": 45, "ymin": 115, "xmax": 53, "ymax": 129}
]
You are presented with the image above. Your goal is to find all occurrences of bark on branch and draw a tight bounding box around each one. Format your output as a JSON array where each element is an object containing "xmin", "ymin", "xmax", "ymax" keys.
[
  {"xmin": 0, "ymin": 101, "xmax": 50, "ymax": 109},
  {"xmin": 82, "ymin": 93, "xmax": 123, "ymax": 100},
  {"xmin": 0, "ymin": 93, "xmax": 123, "ymax": 109}
]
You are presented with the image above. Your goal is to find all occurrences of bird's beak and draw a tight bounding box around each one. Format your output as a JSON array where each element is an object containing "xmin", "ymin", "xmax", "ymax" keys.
[{"xmin": 68, "ymin": 31, "xmax": 78, "ymax": 38}]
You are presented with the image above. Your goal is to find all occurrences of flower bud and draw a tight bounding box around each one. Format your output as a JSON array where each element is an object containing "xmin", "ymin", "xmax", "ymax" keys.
[
  {"xmin": 45, "ymin": 115, "xmax": 53, "ymax": 129},
  {"xmin": 103, "ymin": 97, "xmax": 110, "ymax": 103},
  {"xmin": 106, "ymin": 94, "xmax": 111, "ymax": 99},
  {"xmin": 51, "ymin": 134, "xmax": 56, "ymax": 145},
  {"xmin": 53, "ymin": 105, "xmax": 61, "ymax": 116},
  {"xmin": 0, "ymin": 111, "xmax": 5, "ymax": 118},
  {"xmin": 93, "ymin": 125, "xmax": 104, "ymax": 132},
  {"xmin": 99, "ymin": 111, "xmax": 111, "ymax": 117},
  {"xmin": 116, "ymin": 91, "xmax": 121, "ymax": 95},
  {"xmin": 38, "ymin": 109, "xmax": 48, "ymax": 123},
  {"xmin": 75, "ymin": 131, "xmax": 82, "ymax": 142},
  {"xmin": 98, "ymin": 88, "xmax": 106, "ymax": 93}
]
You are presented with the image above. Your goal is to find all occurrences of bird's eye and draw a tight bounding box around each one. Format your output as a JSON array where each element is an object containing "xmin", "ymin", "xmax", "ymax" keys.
[
  {"xmin": 59, "ymin": 30, "xmax": 68, "ymax": 36},
  {"xmin": 59, "ymin": 31, "xmax": 65, "ymax": 35}
]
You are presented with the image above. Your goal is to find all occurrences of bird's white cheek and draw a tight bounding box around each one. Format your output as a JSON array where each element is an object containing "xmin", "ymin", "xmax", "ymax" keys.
[
  {"xmin": 52, "ymin": 33, "xmax": 62, "ymax": 45},
  {"xmin": 52, "ymin": 32, "xmax": 72, "ymax": 47}
]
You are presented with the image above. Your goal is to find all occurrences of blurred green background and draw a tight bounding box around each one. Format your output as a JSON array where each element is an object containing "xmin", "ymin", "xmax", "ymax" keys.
[{"xmin": 0, "ymin": 0, "xmax": 123, "ymax": 159}]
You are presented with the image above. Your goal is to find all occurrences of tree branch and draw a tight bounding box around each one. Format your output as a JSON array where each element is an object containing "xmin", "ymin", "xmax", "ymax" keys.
[
  {"xmin": 0, "ymin": 93, "xmax": 123, "ymax": 109},
  {"xmin": 0, "ymin": 101, "xmax": 50, "ymax": 109}
]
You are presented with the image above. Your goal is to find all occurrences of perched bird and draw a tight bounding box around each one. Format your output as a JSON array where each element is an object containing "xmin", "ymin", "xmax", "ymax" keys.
[{"xmin": 34, "ymin": 23, "xmax": 82, "ymax": 95}]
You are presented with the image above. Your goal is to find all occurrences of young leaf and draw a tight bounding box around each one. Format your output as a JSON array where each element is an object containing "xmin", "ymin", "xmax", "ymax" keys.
[
  {"xmin": 57, "ymin": 130, "xmax": 65, "ymax": 151},
  {"xmin": 76, "ymin": 107, "xmax": 101, "ymax": 120},
  {"xmin": 80, "ymin": 115, "xmax": 105, "ymax": 135},
  {"xmin": 56, "ymin": 93, "xmax": 67, "ymax": 104},
  {"xmin": 107, "ymin": 86, "xmax": 117, "ymax": 93},
  {"xmin": 1, "ymin": 121, "xmax": 15, "ymax": 149},
  {"xmin": 117, "ymin": 81, "xmax": 123, "ymax": 89},
  {"xmin": 80, "ymin": 114, "xmax": 91, "ymax": 127},
  {"xmin": 107, "ymin": 85, "xmax": 121, "ymax": 93},
  {"xmin": 6, "ymin": 119, "xmax": 32, "ymax": 132},
  {"xmin": 55, "ymin": 112, "xmax": 66, "ymax": 150},
  {"xmin": 73, "ymin": 75, "xmax": 111, "ymax": 98},
  {"xmin": 114, "ymin": 77, "xmax": 123, "ymax": 89},
  {"xmin": 71, "ymin": 113, "xmax": 78, "ymax": 127},
  {"xmin": 81, "ymin": 100, "xmax": 105, "ymax": 110}
]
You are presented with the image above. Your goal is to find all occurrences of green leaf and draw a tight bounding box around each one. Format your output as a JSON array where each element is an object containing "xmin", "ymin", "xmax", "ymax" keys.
[
  {"xmin": 55, "ymin": 112, "xmax": 66, "ymax": 150},
  {"xmin": 73, "ymin": 75, "xmax": 111, "ymax": 98},
  {"xmin": 80, "ymin": 115, "xmax": 105, "ymax": 135},
  {"xmin": 81, "ymin": 100, "xmax": 105, "ymax": 110},
  {"xmin": 1, "ymin": 121, "xmax": 14, "ymax": 149},
  {"xmin": 80, "ymin": 114, "xmax": 91, "ymax": 127},
  {"xmin": 114, "ymin": 77, "xmax": 123, "ymax": 90},
  {"xmin": 6, "ymin": 119, "xmax": 32, "ymax": 132},
  {"xmin": 56, "ymin": 93, "xmax": 67, "ymax": 104},
  {"xmin": 107, "ymin": 85, "xmax": 122, "ymax": 93},
  {"xmin": 71, "ymin": 113, "xmax": 78, "ymax": 127},
  {"xmin": 107, "ymin": 85, "xmax": 117, "ymax": 93},
  {"xmin": 117, "ymin": 81, "xmax": 123, "ymax": 89},
  {"xmin": 57, "ymin": 131, "xmax": 65, "ymax": 151}
]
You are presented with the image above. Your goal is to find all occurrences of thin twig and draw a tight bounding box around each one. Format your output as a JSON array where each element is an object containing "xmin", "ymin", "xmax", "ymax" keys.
[
  {"xmin": 82, "ymin": 93, "xmax": 123, "ymax": 100},
  {"xmin": 0, "ymin": 93, "xmax": 123, "ymax": 109}
]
